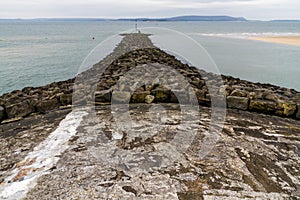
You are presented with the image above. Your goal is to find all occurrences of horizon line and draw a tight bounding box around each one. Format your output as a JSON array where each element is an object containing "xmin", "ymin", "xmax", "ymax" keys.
[{"xmin": 0, "ymin": 15, "xmax": 300, "ymax": 21}]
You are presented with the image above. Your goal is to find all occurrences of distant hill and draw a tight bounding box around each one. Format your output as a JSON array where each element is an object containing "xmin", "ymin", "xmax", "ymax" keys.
[
  {"xmin": 0, "ymin": 16, "xmax": 247, "ymax": 22},
  {"xmin": 117, "ymin": 15, "xmax": 247, "ymax": 22}
]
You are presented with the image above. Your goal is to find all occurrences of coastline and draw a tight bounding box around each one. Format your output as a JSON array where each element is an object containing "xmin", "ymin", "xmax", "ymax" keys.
[{"xmin": 248, "ymin": 36, "xmax": 300, "ymax": 46}]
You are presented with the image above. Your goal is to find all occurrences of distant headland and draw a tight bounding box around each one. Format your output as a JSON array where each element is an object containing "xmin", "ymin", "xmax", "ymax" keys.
[
  {"xmin": 1, "ymin": 16, "xmax": 300, "ymax": 22},
  {"xmin": 0, "ymin": 15, "xmax": 247, "ymax": 22}
]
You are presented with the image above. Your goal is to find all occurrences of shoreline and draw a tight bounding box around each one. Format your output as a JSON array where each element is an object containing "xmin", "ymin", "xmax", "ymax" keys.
[{"xmin": 248, "ymin": 36, "xmax": 300, "ymax": 46}]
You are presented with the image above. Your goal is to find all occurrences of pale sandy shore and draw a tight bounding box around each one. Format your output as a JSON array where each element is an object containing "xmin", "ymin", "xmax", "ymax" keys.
[{"xmin": 248, "ymin": 36, "xmax": 300, "ymax": 46}]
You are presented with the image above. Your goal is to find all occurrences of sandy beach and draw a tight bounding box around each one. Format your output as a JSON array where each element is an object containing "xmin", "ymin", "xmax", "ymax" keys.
[{"xmin": 248, "ymin": 36, "xmax": 300, "ymax": 46}]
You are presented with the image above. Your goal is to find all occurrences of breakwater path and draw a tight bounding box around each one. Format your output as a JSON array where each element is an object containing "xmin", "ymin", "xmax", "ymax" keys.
[{"xmin": 0, "ymin": 33, "xmax": 300, "ymax": 199}]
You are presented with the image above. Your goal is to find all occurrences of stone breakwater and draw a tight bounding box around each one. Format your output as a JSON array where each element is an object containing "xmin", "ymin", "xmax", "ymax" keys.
[{"xmin": 0, "ymin": 33, "xmax": 300, "ymax": 124}]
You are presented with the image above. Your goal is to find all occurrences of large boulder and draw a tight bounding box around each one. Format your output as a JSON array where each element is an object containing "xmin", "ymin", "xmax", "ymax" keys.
[
  {"xmin": 6, "ymin": 100, "xmax": 35, "ymax": 118},
  {"xmin": 227, "ymin": 96, "xmax": 249, "ymax": 111},
  {"xmin": 195, "ymin": 89, "xmax": 210, "ymax": 106},
  {"xmin": 0, "ymin": 106, "xmax": 5, "ymax": 121},
  {"xmin": 131, "ymin": 91, "xmax": 150, "ymax": 103},
  {"xmin": 59, "ymin": 93, "xmax": 73, "ymax": 105},
  {"xmin": 249, "ymin": 100, "xmax": 277, "ymax": 114},
  {"xmin": 112, "ymin": 91, "xmax": 131, "ymax": 104},
  {"xmin": 151, "ymin": 88, "xmax": 171, "ymax": 102},
  {"xmin": 276, "ymin": 101, "xmax": 297, "ymax": 117},
  {"xmin": 296, "ymin": 104, "xmax": 300, "ymax": 119},
  {"xmin": 230, "ymin": 89, "xmax": 248, "ymax": 97},
  {"xmin": 145, "ymin": 95, "xmax": 155, "ymax": 104},
  {"xmin": 36, "ymin": 99, "xmax": 59, "ymax": 113}
]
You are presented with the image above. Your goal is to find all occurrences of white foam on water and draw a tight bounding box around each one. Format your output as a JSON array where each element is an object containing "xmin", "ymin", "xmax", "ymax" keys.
[{"xmin": 0, "ymin": 108, "xmax": 89, "ymax": 200}]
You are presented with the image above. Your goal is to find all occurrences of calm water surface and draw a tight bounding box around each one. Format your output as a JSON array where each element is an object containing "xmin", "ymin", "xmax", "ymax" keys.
[{"xmin": 0, "ymin": 21, "xmax": 299, "ymax": 94}]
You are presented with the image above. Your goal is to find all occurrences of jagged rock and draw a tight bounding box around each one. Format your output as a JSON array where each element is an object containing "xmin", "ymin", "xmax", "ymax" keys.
[
  {"xmin": 249, "ymin": 100, "xmax": 277, "ymax": 114},
  {"xmin": 4, "ymin": 95, "xmax": 21, "ymax": 106},
  {"xmin": 0, "ymin": 106, "xmax": 5, "ymax": 121},
  {"xmin": 112, "ymin": 91, "xmax": 131, "ymax": 103},
  {"xmin": 36, "ymin": 99, "xmax": 59, "ymax": 113},
  {"xmin": 296, "ymin": 104, "xmax": 300, "ymax": 119},
  {"xmin": 276, "ymin": 101, "xmax": 297, "ymax": 117},
  {"xmin": 195, "ymin": 89, "xmax": 210, "ymax": 106},
  {"xmin": 264, "ymin": 93, "xmax": 279, "ymax": 102},
  {"xmin": 145, "ymin": 84, "xmax": 155, "ymax": 92},
  {"xmin": 227, "ymin": 96, "xmax": 249, "ymax": 110},
  {"xmin": 95, "ymin": 90, "xmax": 111, "ymax": 103},
  {"xmin": 59, "ymin": 94, "xmax": 73, "ymax": 105},
  {"xmin": 230, "ymin": 89, "xmax": 248, "ymax": 97},
  {"xmin": 131, "ymin": 91, "xmax": 150, "ymax": 103},
  {"xmin": 5, "ymin": 100, "xmax": 34, "ymax": 118},
  {"xmin": 145, "ymin": 95, "xmax": 155, "ymax": 104},
  {"xmin": 191, "ymin": 79, "xmax": 205, "ymax": 89}
]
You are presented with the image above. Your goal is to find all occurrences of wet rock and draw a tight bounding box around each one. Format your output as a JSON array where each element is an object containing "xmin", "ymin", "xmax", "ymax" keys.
[
  {"xmin": 230, "ymin": 89, "xmax": 248, "ymax": 97},
  {"xmin": 95, "ymin": 90, "xmax": 111, "ymax": 103},
  {"xmin": 145, "ymin": 95, "xmax": 155, "ymax": 104},
  {"xmin": 112, "ymin": 91, "xmax": 131, "ymax": 103},
  {"xmin": 249, "ymin": 100, "xmax": 276, "ymax": 114},
  {"xmin": 227, "ymin": 96, "xmax": 249, "ymax": 111},
  {"xmin": 6, "ymin": 100, "xmax": 34, "ymax": 118},
  {"xmin": 276, "ymin": 102, "xmax": 297, "ymax": 117},
  {"xmin": 131, "ymin": 91, "xmax": 150, "ymax": 103},
  {"xmin": 36, "ymin": 99, "xmax": 59, "ymax": 113},
  {"xmin": 59, "ymin": 94, "xmax": 73, "ymax": 105}
]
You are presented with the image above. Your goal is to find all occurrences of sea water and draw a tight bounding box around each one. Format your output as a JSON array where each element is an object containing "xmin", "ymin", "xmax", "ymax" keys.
[{"xmin": 0, "ymin": 21, "xmax": 299, "ymax": 95}]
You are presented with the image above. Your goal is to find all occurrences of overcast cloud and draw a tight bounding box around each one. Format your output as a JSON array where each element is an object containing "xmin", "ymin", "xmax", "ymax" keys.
[{"xmin": 0, "ymin": 0, "xmax": 299, "ymax": 20}]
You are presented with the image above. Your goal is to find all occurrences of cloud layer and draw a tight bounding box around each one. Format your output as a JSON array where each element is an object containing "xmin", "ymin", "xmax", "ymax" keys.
[{"xmin": 0, "ymin": 0, "xmax": 299, "ymax": 20}]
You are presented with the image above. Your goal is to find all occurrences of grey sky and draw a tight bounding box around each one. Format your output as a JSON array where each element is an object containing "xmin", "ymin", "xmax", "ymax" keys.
[{"xmin": 0, "ymin": 0, "xmax": 299, "ymax": 20}]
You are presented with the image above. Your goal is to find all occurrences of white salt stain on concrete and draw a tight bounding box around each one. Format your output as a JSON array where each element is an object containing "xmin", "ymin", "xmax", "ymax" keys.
[{"xmin": 0, "ymin": 108, "xmax": 89, "ymax": 200}]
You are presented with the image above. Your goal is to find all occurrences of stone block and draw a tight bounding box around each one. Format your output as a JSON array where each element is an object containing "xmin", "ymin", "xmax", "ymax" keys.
[
  {"xmin": 227, "ymin": 96, "xmax": 249, "ymax": 111},
  {"xmin": 249, "ymin": 100, "xmax": 276, "ymax": 114}
]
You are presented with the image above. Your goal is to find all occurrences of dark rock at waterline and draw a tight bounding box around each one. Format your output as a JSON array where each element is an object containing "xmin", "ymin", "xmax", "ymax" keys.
[
  {"xmin": 5, "ymin": 100, "xmax": 35, "ymax": 118},
  {"xmin": 59, "ymin": 93, "xmax": 73, "ymax": 106},
  {"xmin": 36, "ymin": 99, "xmax": 59, "ymax": 113}
]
